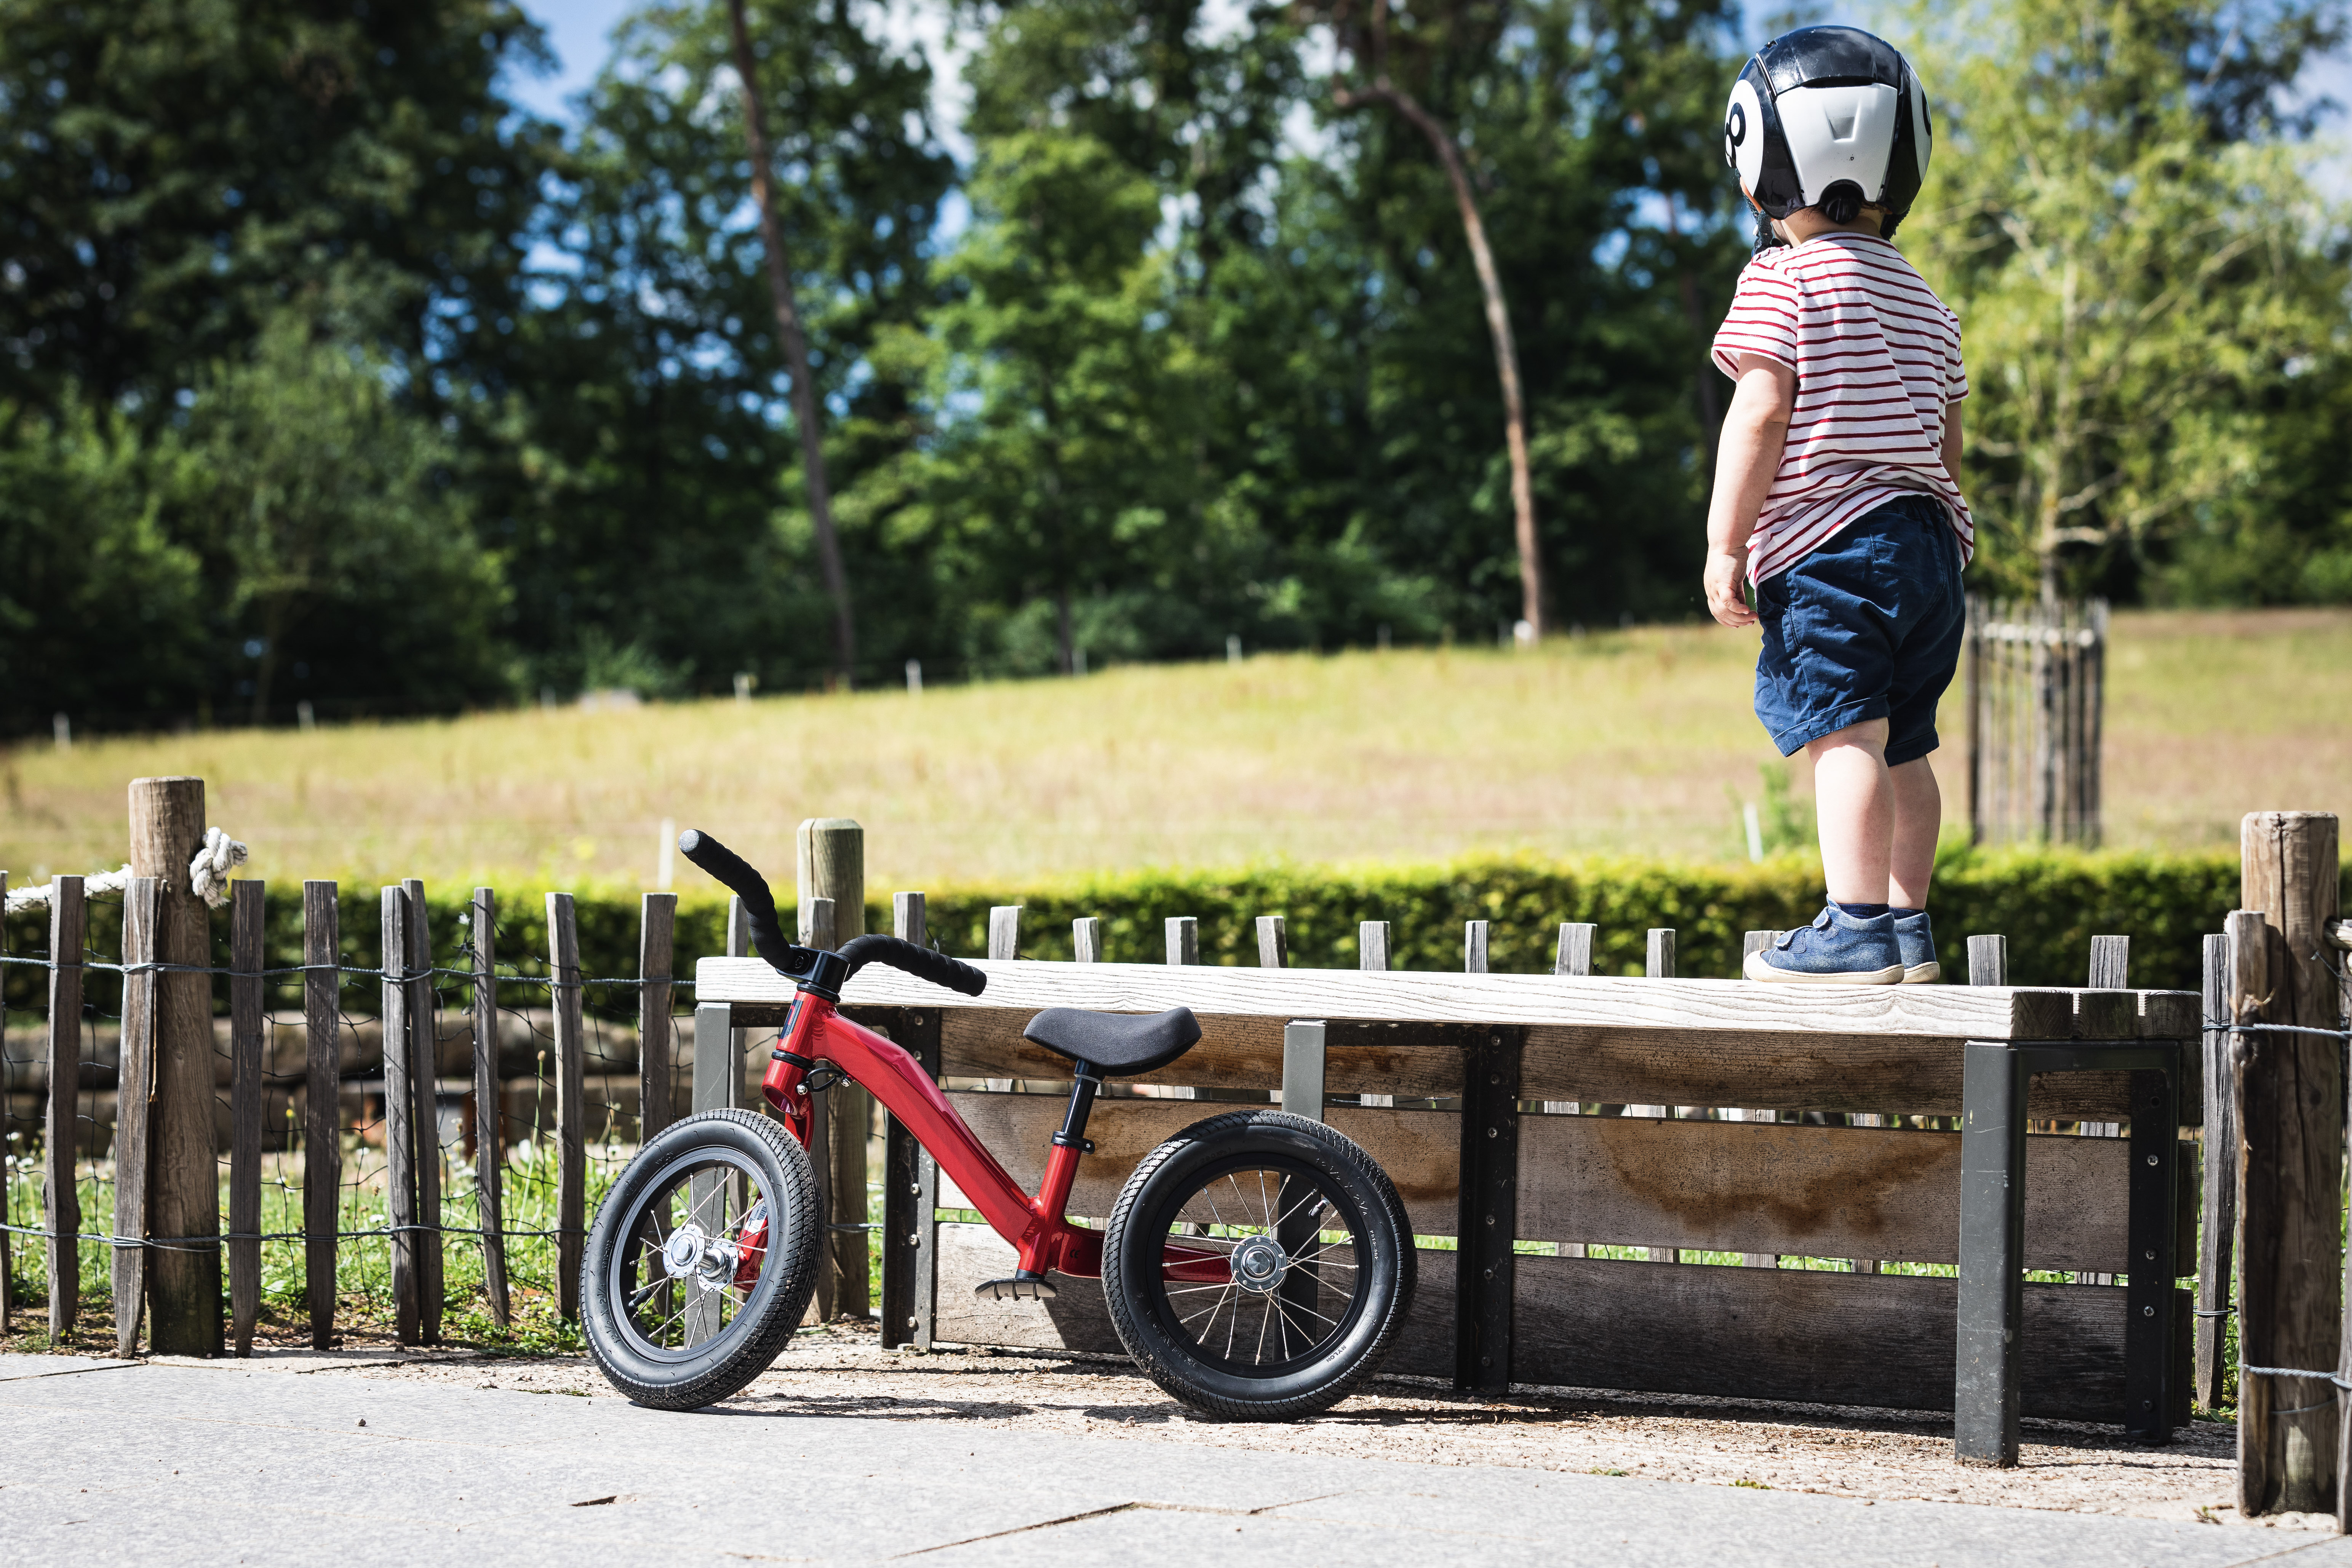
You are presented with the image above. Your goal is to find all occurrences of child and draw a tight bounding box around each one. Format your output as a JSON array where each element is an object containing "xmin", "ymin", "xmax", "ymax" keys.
[{"xmin": 1706, "ymin": 27, "xmax": 1971, "ymax": 984}]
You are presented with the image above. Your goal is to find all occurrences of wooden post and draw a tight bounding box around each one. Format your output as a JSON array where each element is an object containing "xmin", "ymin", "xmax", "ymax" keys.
[
  {"xmin": 688, "ymin": 997, "xmax": 739, "ymax": 1344},
  {"xmin": 381, "ymin": 888, "xmax": 419, "ymax": 1344},
  {"xmin": 894, "ymin": 892, "xmax": 926, "ymax": 950},
  {"xmin": 801, "ymin": 817, "xmax": 868, "ymax": 1323},
  {"xmin": 1072, "ymin": 917, "xmax": 1103, "ymax": 964},
  {"xmin": 800, "ymin": 892, "xmax": 839, "ymax": 1323},
  {"xmin": 1555, "ymin": 922, "xmax": 1595, "ymax": 977},
  {"xmin": 639, "ymin": 892, "xmax": 678, "ymax": 1144},
  {"xmin": 402, "ymin": 879, "xmax": 440, "ymax": 1344},
  {"xmin": 130, "ymin": 777, "xmax": 219, "ymax": 1355},
  {"xmin": 1256, "ymin": 916, "xmax": 1288, "ymax": 969},
  {"xmin": 228, "ymin": 881, "xmax": 264, "ymax": 1356},
  {"xmin": 45, "ymin": 876, "xmax": 83, "ymax": 1339},
  {"xmin": 1165, "ymin": 916, "xmax": 1196, "ymax": 965},
  {"xmin": 882, "ymin": 893, "xmax": 937, "ymax": 1350},
  {"xmin": 1464, "ymin": 921, "xmax": 1489, "ymax": 974},
  {"xmin": 1736, "ymin": 931, "xmax": 1780, "ymax": 1266},
  {"xmin": 1360, "ymin": 921, "xmax": 1390, "ymax": 971},
  {"xmin": 1, "ymin": 871, "xmax": 7, "ymax": 1326},
  {"xmin": 989, "ymin": 905, "xmax": 1021, "ymax": 961},
  {"xmin": 1642, "ymin": 929, "xmax": 1677, "ymax": 1263},
  {"xmin": 2196, "ymin": 931, "xmax": 2235, "ymax": 1410},
  {"xmin": 547, "ymin": 893, "xmax": 587, "ymax": 1320},
  {"xmin": 1968, "ymin": 935, "xmax": 2007, "ymax": 987},
  {"xmin": 112, "ymin": 876, "xmax": 157, "ymax": 1357},
  {"xmin": 470, "ymin": 887, "xmax": 510, "ymax": 1327},
  {"xmin": 2234, "ymin": 811, "xmax": 2343, "ymax": 1518},
  {"xmin": 303, "ymin": 879, "xmax": 341, "ymax": 1350}
]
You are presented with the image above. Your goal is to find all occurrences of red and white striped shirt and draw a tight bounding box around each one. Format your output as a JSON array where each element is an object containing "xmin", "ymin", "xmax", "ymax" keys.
[{"xmin": 1711, "ymin": 233, "xmax": 1973, "ymax": 585}]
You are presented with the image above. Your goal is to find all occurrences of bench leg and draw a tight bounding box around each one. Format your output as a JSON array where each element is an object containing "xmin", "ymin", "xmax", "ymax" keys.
[
  {"xmin": 2126, "ymin": 1061, "xmax": 2181, "ymax": 1442},
  {"xmin": 1957, "ymin": 1041, "xmax": 2027, "ymax": 1466}
]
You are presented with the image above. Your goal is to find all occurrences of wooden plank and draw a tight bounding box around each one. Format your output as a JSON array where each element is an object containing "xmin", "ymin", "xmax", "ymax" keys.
[
  {"xmin": 131, "ymin": 776, "xmax": 218, "ymax": 1355},
  {"xmin": 1639, "ymin": 931, "xmax": 1677, "ymax": 1259},
  {"xmin": 44, "ymin": 876, "xmax": 83, "ymax": 1340},
  {"xmin": 1361, "ymin": 922, "xmax": 1389, "ymax": 972},
  {"xmin": 928, "ymin": 1221, "xmax": 1457, "ymax": 1381},
  {"xmin": 1073, "ymin": 917, "xmax": 1103, "ymax": 964},
  {"xmin": 2196, "ymin": 930, "xmax": 2235, "ymax": 1409},
  {"xmin": 936, "ymin": 1090, "xmax": 1461, "ymax": 1236},
  {"xmin": 894, "ymin": 892, "xmax": 927, "ymax": 950},
  {"xmin": 1512, "ymin": 1252, "xmax": 2182, "ymax": 1423},
  {"xmin": 380, "ymin": 887, "xmax": 419, "ymax": 1344},
  {"xmin": 1165, "ymin": 917, "xmax": 1197, "ymax": 966},
  {"xmin": 910, "ymin": 1004, "xmax": 2152, "ymax": 1122},
  {"xmin": 403, "ymin": 878, "xmax": 441, "ymax": 1345},
  {"xmin": 228, "ymin": 880, "xmax": 264, "ymax": 1357},
  {"xmin": 1968, "ymin": 935, "xmax": 2007, "ymax": 987},
  {"xmin": 303, "ymin": 879, "xmax": 341, "ymax": 1350},
  {"xmin": 547, "ymin": 892, "xmax": 587, "ymax": 1320},
  {"xmin": 1464, "ymin": 921, "xmax": 1489, "ymax": 975},
  {"xmin": 112, "ymin": 876, "xmax": 157, "ymax": 1357},
  {"xmin": 1257, "ymin": 915, "xmax": 1288, "ymax": 969},
  {"xmin": 876, "ymin": 1005, "xmax": 941, "ymax": 1350},
  {"xmin": 470, "ymin": 886, "xmax": 510, "ymax": 1328},
  {"xmin": 1646, "ymin": 929, "xmax": 1676, "ymax": 980},
  {"xmin": 638, "ymin": 892, "xmax": 678, "ymax": 1144},
  {"xmin": 1518, "ymin": 1115, "xmax": 2136, "ymax": 1271},
  {"xmin": 2235, "ymin": 810, "xmax": 2344, "ymax": 1517},
  {"xmin": 730, "ymin": 956, "xmax": 2094, "ymax": 1042},
  {"xmin": 2089, "ymin": 935, "xmax": 2130, "ymax": 990}
]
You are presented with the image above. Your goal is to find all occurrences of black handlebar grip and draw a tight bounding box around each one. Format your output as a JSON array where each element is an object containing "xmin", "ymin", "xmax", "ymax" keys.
[
  {"xmin": 837, "ymin": 934, "xmax": 988, "ymax": 997},
  {"xmin": 676, "ymin": 830, "xmax": 778, "ymax": 919}
]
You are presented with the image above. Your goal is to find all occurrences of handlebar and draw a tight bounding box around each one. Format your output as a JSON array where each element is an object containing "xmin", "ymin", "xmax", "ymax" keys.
[{"xmin": 676, "ymin": 830, "xmax": 986, "ymax": 998}]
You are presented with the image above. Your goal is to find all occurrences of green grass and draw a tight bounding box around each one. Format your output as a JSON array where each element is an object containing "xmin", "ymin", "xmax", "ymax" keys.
[{"xmin": 6, "ymin": 608, "xmax": 2347, "ymax": 894}]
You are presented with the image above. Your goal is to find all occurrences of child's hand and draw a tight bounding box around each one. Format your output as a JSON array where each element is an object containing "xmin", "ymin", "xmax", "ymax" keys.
[{"xmin": 1704, "ymin": 550, "xmax": 1755, "ymax": 628}]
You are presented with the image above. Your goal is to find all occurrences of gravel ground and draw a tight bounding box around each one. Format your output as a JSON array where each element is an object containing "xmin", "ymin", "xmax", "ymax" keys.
[{"xmin": 235, "ymin": 1321, "xmax": 2323, "ymax": 1536}]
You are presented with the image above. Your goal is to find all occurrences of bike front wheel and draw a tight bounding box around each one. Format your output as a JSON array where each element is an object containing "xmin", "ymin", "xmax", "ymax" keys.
[
  {"xmin": 581, "ymin": 1108, "xmax": 822, "ymax": 1410},
  {"xmin": 1102, "ymin": 1110, "xmax": 1414, "ymax": 1421}
]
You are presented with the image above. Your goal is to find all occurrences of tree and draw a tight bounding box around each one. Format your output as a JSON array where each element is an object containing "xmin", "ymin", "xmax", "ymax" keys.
[
  {"xmin": 1904, "ymin": 0, "xmax": 2350, "ymax": 600},
  {"xmin": 182, "ymin": 313, "xmax": 508, "ymax": 721},
  {"xmin": 1313, "ymin": 0, "xmax": 1547, "ymax": 634},
  {"xmin": 897, "ymin": 129, "xmax": 1202, "ymax": 676}
]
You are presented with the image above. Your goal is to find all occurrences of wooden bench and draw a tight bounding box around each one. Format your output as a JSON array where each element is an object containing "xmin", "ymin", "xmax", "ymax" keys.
[{"xmin": 694, "ymin": 956, "xmax": 2199, "ymax": 1464}]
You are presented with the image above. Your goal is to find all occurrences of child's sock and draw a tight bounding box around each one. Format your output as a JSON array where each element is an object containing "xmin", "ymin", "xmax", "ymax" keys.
[
  {"xmin": 1888, "ymin": 906, "xmax": 1923, "ymax": 920},
  {"xmin": 1832, "ymin": 899, "xmax": 1890, "ymax": 920}
]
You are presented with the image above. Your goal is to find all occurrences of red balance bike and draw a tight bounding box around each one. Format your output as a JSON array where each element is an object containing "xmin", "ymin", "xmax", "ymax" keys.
[{"xmin": 580, "ymin": 831, "xmax": 1415, "ymax": 1420}]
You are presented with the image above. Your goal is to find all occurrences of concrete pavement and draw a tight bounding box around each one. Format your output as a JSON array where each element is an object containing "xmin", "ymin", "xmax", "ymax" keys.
[{"xmin": 1, "ymin": 1355, "xmax": 2344, "ymax": 1566}]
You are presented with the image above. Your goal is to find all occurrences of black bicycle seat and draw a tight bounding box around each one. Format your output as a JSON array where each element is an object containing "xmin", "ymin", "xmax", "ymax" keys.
[{"xmin": 1022, "ymin": 1007, "xmax": 1202, "ymax": 1077}]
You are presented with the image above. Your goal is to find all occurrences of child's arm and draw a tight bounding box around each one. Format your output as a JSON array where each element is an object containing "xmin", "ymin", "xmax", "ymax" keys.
[
  {"xmin": 1942, "ymin": 400, "xmax": 1963, "ymax": 480},
  {"xmin": 1703, "ymin": 355, "xmax": 1796, "ymax": 628}
]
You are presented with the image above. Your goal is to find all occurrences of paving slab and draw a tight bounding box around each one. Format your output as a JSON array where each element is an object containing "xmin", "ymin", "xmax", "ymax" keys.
[
  {"xmin": 0, "ymin": 1353, "xmax": 141, "ymax": 1381},
  {"xmin": 1, "ymin": 1362, "xmax": 2346, "ymax": 1567}
]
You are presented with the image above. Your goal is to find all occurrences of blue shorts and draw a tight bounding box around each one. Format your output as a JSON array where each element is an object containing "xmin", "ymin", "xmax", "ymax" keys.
[{"xmin": 1752, "ymin": 495, "xmax": 1965, "ymax": 765}]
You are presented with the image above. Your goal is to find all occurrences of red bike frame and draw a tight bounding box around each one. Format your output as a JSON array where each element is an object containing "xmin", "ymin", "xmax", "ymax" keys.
[{"xmin": 758, "ymin": 992, "xmax": 1227, "ymax": 1284}]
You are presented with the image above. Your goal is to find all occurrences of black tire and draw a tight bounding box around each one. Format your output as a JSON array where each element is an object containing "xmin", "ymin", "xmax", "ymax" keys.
[
  {"xmin": 581, "ymin": 1108, "xmax": 822, "ymax": 1410},
  {"xmin": 1102, "ymin": 1110, "xmax": 1414, "ymax": 1421}
]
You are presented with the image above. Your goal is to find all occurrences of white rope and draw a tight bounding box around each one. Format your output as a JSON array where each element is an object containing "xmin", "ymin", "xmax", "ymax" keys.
[
  {"xmin": 187, "ymin": 827, "xmax": 249, "ymax": 908},
  {"xmin": 3, "ymin": 828, "xmax": 249, "ymax": 913}
]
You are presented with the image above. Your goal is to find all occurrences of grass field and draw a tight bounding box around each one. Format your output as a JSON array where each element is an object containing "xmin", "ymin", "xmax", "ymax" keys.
[{"xmin": 5, "ymin": 608, "xmax": 2348, "ymax": 893}]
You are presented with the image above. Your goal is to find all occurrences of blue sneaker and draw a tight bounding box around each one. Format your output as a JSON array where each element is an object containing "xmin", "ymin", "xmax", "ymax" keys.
[
  {"xmin": 1894, "ymin": 909, "xmax": 1939, "ymax": 984},
  {"xmin": 1744, "ymin": 905, "xmax": 1904, "ymax": 985}
]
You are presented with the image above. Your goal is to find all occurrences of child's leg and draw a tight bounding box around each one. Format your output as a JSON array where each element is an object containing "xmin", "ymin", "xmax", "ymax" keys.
[
  {"xmin": 1805, "ymin": 718, "xmax": 1892, "ymax": 903},
  {"xmin": 1887, "ymin": 756, "xmax": 1941, "ymax": 909}
]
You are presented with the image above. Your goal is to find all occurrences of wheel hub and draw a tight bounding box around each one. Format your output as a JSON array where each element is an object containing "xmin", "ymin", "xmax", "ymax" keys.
[
  {"xmin": 660, "ymin": 1224, "xmax": 733, "ymax": 1283},
  {"xmin": 1230, "ymin": 1234, "xmax": 1289, "ymax": 1295}
]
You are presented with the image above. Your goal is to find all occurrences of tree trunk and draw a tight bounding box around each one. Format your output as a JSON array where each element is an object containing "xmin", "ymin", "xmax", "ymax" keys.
[
  {"xmin": 1339, "ymin": 79, "xmax": 1544, "ymax": 635},
  {"xmin": 727, "ymin": 0, "xmax": 856, "ymax": 684}
]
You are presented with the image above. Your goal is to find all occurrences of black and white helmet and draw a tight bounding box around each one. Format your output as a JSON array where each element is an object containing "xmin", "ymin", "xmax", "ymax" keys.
[{"xmin": 1722, "ymin": 26, "xmax": 1930, "ymax": 244}]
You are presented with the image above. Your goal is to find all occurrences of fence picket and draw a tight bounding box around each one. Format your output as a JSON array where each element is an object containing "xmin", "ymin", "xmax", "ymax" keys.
[
  {"xmin": 113, "ymin": 876, "xmax": 157, "ymax": 1356},
  {"xmin": 229, "ymin": 880, "xmax": 264, "ymax": 1356},
  {"xmin": 471, "ymin": 886, "xmax": 510, "ymax": 1327},
  {"xmin": 547, "ymin": 892, "xmax": 587, "ymax": 1320},
  {"xmin": 381, "ymin": 887, "xmax": 419, "ymax": 1344},
  {"xmin": 45, "ymin": 876, "xmax": 84, "ymax": 1339},
  {"xmin": 403, "ymin": 878, "xmax": 441, "ymax": 1344}
]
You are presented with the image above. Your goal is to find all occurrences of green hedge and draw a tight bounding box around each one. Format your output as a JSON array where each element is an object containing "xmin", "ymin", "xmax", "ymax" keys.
[{"xmin": 8, "ymin": 846, "xmax": 2322, "ymax": 1015}]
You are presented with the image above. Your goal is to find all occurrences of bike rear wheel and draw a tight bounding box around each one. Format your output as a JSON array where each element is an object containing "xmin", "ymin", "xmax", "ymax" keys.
[
  {"xmin": 1102, "ymin": 1110, "xmax": 1413, "ymax": 1421},
  {"xmin": 582, "ymin": 1108, "xmax": 821, "ymax": 1410}
]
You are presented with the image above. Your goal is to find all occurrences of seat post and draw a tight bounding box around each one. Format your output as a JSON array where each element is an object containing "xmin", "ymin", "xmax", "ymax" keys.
[{"xmin": 1054, "ymin": 1063, "xmax": 1103, "ymax": 1151}]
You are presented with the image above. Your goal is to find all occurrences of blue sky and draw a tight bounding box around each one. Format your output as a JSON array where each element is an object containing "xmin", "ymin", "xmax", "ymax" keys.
[{"xmin": 508, "ymin": 0, "xmax": 2351, "ymax": 193}]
